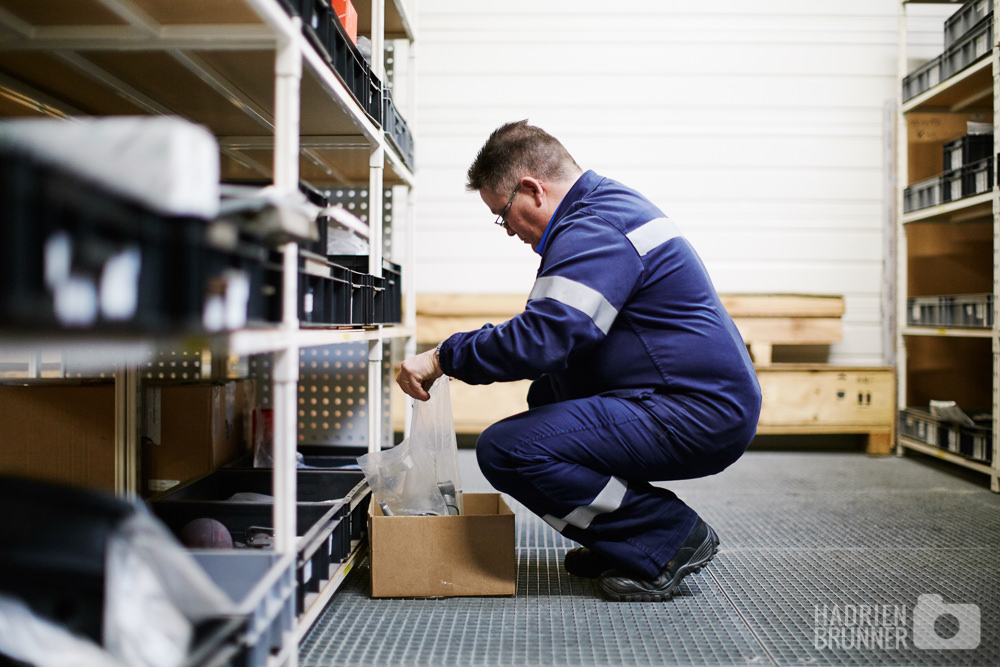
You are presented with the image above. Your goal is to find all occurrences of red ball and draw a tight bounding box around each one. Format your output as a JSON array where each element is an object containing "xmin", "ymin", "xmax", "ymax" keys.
[{"xmin": 179, "ymin": 517, "xmax": 234, "ymax": 549}]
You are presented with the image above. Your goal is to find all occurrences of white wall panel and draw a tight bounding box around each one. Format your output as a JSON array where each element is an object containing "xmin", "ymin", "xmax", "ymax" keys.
[{"xmin": 411, "ymin": 0, "xmax": 959, "ymax": 364}]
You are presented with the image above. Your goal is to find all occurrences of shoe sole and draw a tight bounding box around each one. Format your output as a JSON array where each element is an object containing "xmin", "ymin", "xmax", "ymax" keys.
[{"xmin": 598, "ymin": 524, "xmax": 720, "ymax": 602}]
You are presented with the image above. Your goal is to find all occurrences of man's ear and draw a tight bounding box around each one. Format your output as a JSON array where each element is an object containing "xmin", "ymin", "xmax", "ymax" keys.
[{"xmin": 521, "ymin": 176, "xmax": 545, "ymax": 207}]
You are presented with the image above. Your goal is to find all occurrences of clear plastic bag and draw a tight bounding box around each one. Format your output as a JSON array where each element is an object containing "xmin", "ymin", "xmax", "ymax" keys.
[{"xmin": 358, "ymin": 376, "xmax": 463, "ymax": 516}]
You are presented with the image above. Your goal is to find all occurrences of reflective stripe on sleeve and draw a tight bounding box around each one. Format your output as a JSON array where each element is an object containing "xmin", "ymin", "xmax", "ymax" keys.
[
  {"xmin": 541, "ymin": 476, "xmax": 628, "ymax": 533},
  {"xmin": 528, "ymin": 275, "xmax": 618, "ymax": 335},
  {"xmin": 626, "ymin": 217, "xmax": 681, "ymax": 257}
]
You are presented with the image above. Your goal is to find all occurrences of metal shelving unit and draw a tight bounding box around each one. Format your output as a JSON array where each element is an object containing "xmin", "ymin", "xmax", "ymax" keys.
[
  {"xmin": 896, "ymin": 0, "xmax": 1000, "ymax": 492},
  {"xmin": 0, "ymin": 0, "xmax": 416, "ymax": 663}
]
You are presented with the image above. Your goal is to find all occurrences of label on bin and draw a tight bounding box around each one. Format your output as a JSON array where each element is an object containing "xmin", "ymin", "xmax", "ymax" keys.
[{"xmin": 149, "ymin": 478, "xmax": 179, "ymax": 493}]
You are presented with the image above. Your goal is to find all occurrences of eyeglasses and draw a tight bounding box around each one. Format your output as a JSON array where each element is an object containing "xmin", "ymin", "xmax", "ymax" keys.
[{"xmin": 494, "ymin": 183, "xmax": 521, "ymax": 227}]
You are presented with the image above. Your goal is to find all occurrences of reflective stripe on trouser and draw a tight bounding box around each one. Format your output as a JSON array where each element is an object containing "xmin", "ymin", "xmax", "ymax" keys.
[{"xmin": 475, "ymin": 390, "xmax": 708, "ymax": 580}]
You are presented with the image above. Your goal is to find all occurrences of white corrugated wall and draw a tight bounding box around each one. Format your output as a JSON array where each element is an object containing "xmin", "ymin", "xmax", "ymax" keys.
[{"xmin": 402, "ymin": 0, "xmax": 955, "ymax": 365}]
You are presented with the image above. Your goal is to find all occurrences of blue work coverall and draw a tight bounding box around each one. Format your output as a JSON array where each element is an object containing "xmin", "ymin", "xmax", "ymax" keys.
[{"xmin": 436, "ymin": 170, "xmax": 762, "ymax": 579}]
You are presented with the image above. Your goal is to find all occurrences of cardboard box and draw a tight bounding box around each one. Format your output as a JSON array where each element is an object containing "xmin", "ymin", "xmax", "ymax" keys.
[
  {"xmin": 368, "ymin": 493, "xmax": 516, "ymax": 598},
  {"xmin": 0, "ymin": 381, "xmax": 116, "ymax": 491},
  {"xmin": 332, "ymin": 0, "xmax": 358, "ymax": 44},
  {"xmin": 142, "ymin": 380, "xmax": 253, "ymax": 496}
]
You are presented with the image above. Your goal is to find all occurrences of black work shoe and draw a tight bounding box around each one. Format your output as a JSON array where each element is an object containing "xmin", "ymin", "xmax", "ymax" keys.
[
  {"xmin": 597, "ymin": 518, "xmax": 719, "ymax": 602},
  {"xmin": 563, "ymin": 547, "xmax": 614, "ymax": 578}
]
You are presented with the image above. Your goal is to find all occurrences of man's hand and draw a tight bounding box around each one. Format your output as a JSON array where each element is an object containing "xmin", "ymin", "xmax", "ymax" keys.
[{"xmin": 395, "ymin": 347, "xmax": 443, "ymax": 401}]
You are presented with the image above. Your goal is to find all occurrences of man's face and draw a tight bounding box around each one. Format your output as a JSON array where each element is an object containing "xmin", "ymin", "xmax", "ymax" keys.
[{"xmin": 481, "ymin": 183, "xmax": 546, "ymax": 251}]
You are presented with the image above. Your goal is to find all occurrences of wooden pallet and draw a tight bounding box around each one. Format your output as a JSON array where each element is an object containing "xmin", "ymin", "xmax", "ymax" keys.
[{"xmin": 719, "ymin": 294, "xmax": 844, "ymax": 366}]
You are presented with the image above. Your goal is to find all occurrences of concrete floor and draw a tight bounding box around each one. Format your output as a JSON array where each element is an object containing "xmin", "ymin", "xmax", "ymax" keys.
[{"xmin": 300, "ymin": 448, "xmax": 1000, "ymax": 666}]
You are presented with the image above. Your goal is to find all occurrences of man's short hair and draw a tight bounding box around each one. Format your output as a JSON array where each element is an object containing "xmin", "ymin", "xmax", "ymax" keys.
[{"xmin": 466, "ymin": 120, "xmax": 580, "ymax": 193}]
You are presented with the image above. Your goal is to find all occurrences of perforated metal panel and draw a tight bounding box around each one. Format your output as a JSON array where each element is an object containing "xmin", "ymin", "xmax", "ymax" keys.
[
  {"xmin": 298, "ymin": 342, "xmax": 367, "ymax": 446},
  {"xmin": 136, "ymin": 348, "xmax": 205, "ymax": 381},
  {"xmin": 59, "ymin": 345, "xmax": 203, "ymax": 380},
  {"xmin": 248, "ymin": 341, "xmax": 393, "ymax": 449}
]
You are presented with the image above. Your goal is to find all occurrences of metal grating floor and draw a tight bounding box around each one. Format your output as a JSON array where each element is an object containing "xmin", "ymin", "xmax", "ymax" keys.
[{"xmin": 299, "ymin": 451, "xmax": 1000, "ymax": 666}]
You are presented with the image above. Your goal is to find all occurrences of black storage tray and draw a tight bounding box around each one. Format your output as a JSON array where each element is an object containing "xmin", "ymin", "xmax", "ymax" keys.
[
  {"xmin": 382, "ymin": 260, "xmax": 403, "ymax": 323},
  {"xmin": 191, "ymin": 551, "xmax": 293, "ymax": 667},
  {"xmin": 0, "ymin": 149, "xmax": 278, "ymax": 335},
  {"xmin": 327, "ymin": 254, "xmax": 403, "ymax": 325},
  {"xmin": 900, "ymin": 407, "xmax": 993, "ymax": 463},
  {"xmin": 227, "ymin": 444, "xmax": 367, "ymax": 470},
  {"xmin": 903, "ymin": 175, "xmax": 941, "ymax": 212},
  {"xmin": 941, "ymin": 167, "xmax": 963, "ymax": 203},
  {"xmin": 300, "ymin": 183, "xmax": 331, "ymax": 257},
  {"xmin": 321, "ymin": 262, "xmax": 353, "ymax": 325},
  {"xmin": 222, "ymin": 446, "xmax": 370, "ymax": 541},
  {"xmin": 296, "ymin": 0, "xmax": 336, "ymax": 62},
  {"xmin": 298, "ymin": 252, "xmax": 353, "ymax": 325},
  {"xmin": 153, "ymin": 468, "xmax": 364, "ymax": 562},
  {"xmin": 345, "ymin": 272, "xmax": 370, "ymax": 325},
  {"xmin": 197, "ymin": 225, "xmax": 273, "ymax": 332},
  {"xmin": 0, "ymin": 475, "xmax": 136, "ymax": 643},
  {"xmin": 942, "ymin": 16, "xmax": 992, "ymax": 79},
  {"xmin": 383, "ymin": 90, "xmax": 414, "ymax": 169},
  {"xmin": 961, "ymin": 155, "xmax": 994, "ymax": 197},
  {"xmin": 902, "ymin": 55, "xmax": 942, "ymax": 102},
  {"xmin": 0, "ymin": 475, "xmax": 243, "ymax": 662},
  {"xmin": 944, "ymin": 0, "xmax": 993, "ymax": 49},
  {"xmin": 943, "ymin": 133, "xmax": 993, "ymax": 170},
  {"xmin": 155, "ymin": 468, "xmax": 364, "ymax": 504},
  {"xmin": 279, "ymin": 0, "xmax": 381, "ymax": 125},
  {"xmin": 0, "ymin": 148, "xmax": 212, "ymax": 334},
  {"xmin": 150, "ymin": 497, "xmax": 345, "ymax": 616}
]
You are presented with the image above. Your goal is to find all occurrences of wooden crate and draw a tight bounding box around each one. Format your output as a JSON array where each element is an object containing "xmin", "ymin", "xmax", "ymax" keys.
[
  {"xmin": 413, "ymin": 293, "xmax": 845, "ymax": 366},
  {"xmin": 756, "ymin": 365, "xmax": 896, "ymax": 455}
]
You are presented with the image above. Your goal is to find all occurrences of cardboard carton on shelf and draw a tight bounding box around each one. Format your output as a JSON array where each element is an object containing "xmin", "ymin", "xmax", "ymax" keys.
[
  {"xmin": 0, "ymin": 381, "xmax": 116, "ymax": 491},
  {"xmin": 0, "ymin": 378, "xmax": 255, "ymax": 494},
  {"xmin": 142, "ymin": 379, "xmax": 254, "ymax": 496}
]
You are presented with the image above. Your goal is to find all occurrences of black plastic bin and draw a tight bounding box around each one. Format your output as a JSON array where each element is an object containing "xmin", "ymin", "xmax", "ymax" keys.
[
  {"xmin": 941, "ymin": 15, "xmax": 992, "ymax": 79},
  {"xmin": 383, "ymin": 90, "xmax": 415, "ymax": 169},
  {"xmin": 298, "ymin": 253, "xmax": 353, "ymax": 325},
  {"xmin": 903, "ymin": 175, "xmax": 942, "ymax": 212},
  {"xmin": 0, "ymin": 475, "xmax": 136, "ymax": 643},
  {"xmin": 944, "ymin": 0, "xmax": 993, "ymax": 49},
  {"xmin": 902, "ymin": 55, "xmax": 942, "ymax": 102},
  {"xmin": 328, "ymin": 254, "xmax": 403, "ymax": 325},
  {"xmin": 0, "ymin": 148, "xmax": 211, "ymax": 334},
  {"xmin": 297, "ymin": 0, "xmax": 336, "ymax": 63},
  {"xmin": 223, "ymin": 445, "xmax": 370, "ymax": 542},
  {"xmin": 941, "ymin": 167, "xmax": 963, "ymax": 203},
  {"xmin": 0, "ymin": 475, "xmax": 243, "ymax": 663},
  {"xmin": 943, "ymin": 133, "xmax": 993, "ymax": 170},
  {"xmin": 150, "ymin": 496, "xmax": 346, "ymax": 616},
  {"xmin": 962, "ymin": 155, "xmax": 993, "ymax": 198}
]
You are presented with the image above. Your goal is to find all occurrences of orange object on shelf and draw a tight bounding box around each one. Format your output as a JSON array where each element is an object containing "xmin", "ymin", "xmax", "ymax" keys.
[{"xmin": 331, "ymin": 0, "xmax": 358, "ymax": 45}]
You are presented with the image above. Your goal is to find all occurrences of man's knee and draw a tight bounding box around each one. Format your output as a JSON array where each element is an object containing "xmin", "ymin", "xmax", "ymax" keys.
[
  {"xmin": 475, "ymin": 419, "xmax": 535, "ymax": 488},
  {"xmin": 475, "ymin": 423, "xmax": 506, "ymax": 484}
]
